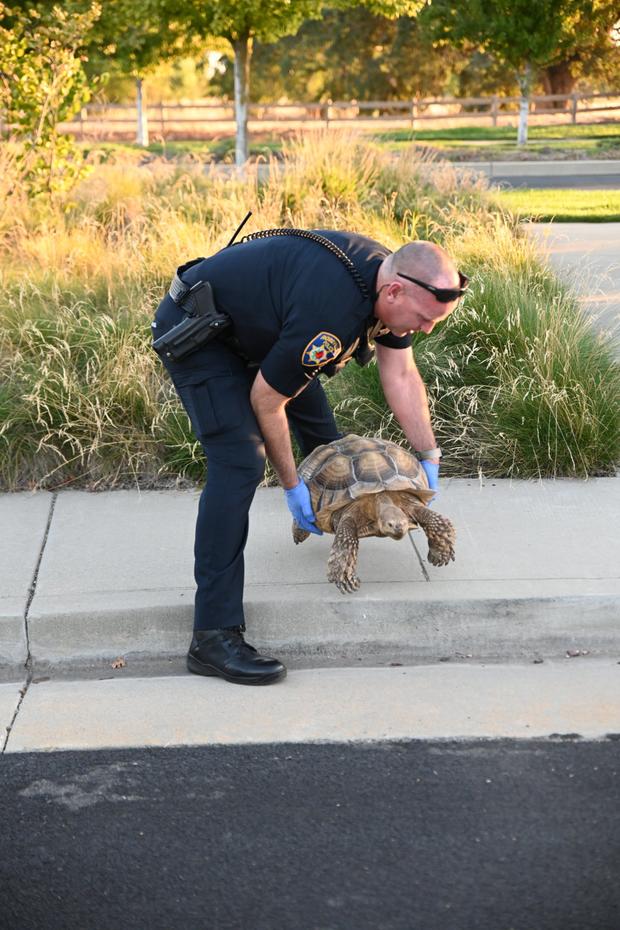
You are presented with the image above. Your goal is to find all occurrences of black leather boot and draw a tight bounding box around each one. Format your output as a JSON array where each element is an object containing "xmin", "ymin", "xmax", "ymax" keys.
[{"xmin": 187, "ymin": 626, "xmax": 287, "ymax": 685}]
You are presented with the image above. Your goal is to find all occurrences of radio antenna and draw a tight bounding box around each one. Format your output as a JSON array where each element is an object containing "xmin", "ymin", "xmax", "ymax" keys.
[{"xmin": 226, "ymin": 211, "xmax": 253, "ymax": 248}]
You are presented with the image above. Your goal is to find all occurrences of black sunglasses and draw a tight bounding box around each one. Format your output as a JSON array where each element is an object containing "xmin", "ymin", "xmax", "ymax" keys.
[{"xmin": 396, "ymin": 270, "xmax": 469, "ymax": 304}]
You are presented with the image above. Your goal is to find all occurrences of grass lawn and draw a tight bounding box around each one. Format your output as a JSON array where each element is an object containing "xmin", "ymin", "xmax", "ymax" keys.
[
  {"xmin": 378, "ymin": 124, "xmax": 620, "ymax": 142},
  {"xmin": 376, "ymin": 123, "xmax": 620, "ymax": 160},
  {"xmin": 81, "ymin": 137, "xmax": 282, "ymax": 162},
  {"xmin": 494, "ymin": 188, "xmax": 620, "ymax": 221},
  {"xmin": 386, "ymin": 138, "xmax": 620, "ymax": 158},
  {"xmin": 79, "ymin": 121, "xmax": 620, "ymax": 164}
]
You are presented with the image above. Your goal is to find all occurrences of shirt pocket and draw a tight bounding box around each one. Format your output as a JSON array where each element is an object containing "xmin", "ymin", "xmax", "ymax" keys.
[{"xmin": 176, "ymin": 374, "xmax": 247, "ymax": 440}]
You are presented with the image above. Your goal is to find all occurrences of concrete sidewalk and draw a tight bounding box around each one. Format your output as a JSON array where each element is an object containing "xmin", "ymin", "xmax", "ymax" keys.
[
  {"xmin": 461, "ymin": 158, "xmax": 620, "ymax": 179},
  {"xmin": 524, "ymin": 223, "xmax": 620, "ymax": 341},
  {"xmin": 1, "ymin": 478, "xmax": 618, "ymax": 680}
]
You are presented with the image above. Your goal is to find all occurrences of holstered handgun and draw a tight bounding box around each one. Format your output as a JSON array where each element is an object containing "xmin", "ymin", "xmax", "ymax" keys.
[{"xmin": 152, "ymin": 280, "xmax": 231, "ymax": 362}]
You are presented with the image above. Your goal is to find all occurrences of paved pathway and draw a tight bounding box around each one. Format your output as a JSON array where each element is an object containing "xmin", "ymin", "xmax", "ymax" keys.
[
  {"xmin": 466, "ymin": 158, "xmax": 620, "ymax": 185},
  {"xmin": 524, "ymin": 222, "xmax": 620, "ymax": 342},
  {"xmin": 496, "ymin": 173, "xmax": 620, "ymax": 189}
]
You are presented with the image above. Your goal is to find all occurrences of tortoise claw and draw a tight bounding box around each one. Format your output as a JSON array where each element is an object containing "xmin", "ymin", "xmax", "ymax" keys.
[
  {"xmin": 336, "ymin": 573, "xmax": 361, "ymax": 594},
  {"xmin": 427, "ymin": 544, "xmax": 455, "ymax": 567}
]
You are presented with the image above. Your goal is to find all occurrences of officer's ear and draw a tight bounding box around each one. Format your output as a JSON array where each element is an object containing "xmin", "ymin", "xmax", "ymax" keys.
[{"xmin": 386, "ymin": 281, "xmax": 406, "ymax": 302}]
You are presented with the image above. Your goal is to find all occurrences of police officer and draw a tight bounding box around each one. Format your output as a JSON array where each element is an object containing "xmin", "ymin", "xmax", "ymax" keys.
[{"xmin": 152, "ymin": 229, "xmax": 467, "ymax": 685}]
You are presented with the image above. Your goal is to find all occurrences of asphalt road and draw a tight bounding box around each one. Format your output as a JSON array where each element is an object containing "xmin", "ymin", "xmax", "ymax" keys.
[{"xmin": 2, "ymin": 739, "xmax": 619, "ymax": 930}]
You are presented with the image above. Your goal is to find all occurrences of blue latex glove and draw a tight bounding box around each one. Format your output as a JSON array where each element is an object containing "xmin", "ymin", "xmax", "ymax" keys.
[
  {"xmin": 285, "ymin": 479, "xmax": 323, "ymax": 535},
  {"xmin": 421, "ymin": 460, "xmax": 440, "ymax": 499}
]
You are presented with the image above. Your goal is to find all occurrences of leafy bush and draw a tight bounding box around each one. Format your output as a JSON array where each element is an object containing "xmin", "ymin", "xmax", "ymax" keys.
[{"xmin": 0, "ymin": 2, "xmax": 100, "ymax": 198}]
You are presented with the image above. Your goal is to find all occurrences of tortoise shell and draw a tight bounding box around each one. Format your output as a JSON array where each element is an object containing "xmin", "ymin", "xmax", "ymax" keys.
[{"xmin": 298, "ymin": 434, "xmax": 435, "ymax": 531}]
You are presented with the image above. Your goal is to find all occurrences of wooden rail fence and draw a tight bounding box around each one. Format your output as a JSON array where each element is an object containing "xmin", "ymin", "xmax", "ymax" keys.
[{"xmin": 3, "ymin": 91, "xmax": 619, "ymax": 141}]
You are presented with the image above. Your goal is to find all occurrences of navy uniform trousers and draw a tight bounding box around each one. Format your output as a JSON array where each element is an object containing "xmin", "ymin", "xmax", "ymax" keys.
[{"xmin": 154, "ymin": 294, "xmax": 341, "ymax": 631}]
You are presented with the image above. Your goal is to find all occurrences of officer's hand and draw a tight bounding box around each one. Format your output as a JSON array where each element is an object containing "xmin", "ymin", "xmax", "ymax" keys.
[
  {"xmin": 421, "ymin": 460, "xmax": 440, "ymax": 500},
  {"xmin": 285, "ymin": 479, "xmax": 323, "ymax": 535}
]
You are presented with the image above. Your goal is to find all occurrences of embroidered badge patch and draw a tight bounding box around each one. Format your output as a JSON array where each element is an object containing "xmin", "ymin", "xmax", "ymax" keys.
[{"xmin": 301, "ymin": 332, "xmax": 342, "ymax": 368}]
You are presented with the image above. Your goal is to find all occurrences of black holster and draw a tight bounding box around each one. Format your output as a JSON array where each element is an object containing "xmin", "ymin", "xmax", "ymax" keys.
[{"xmin": 152, "ymin": 281, "xmax": 232, "ymax": 362}]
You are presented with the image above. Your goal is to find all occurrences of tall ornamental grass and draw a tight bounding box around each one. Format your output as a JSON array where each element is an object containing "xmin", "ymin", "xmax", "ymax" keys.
[{"xmin": 0, "ymin": 131, "xmax": 618, "ymax": 489}]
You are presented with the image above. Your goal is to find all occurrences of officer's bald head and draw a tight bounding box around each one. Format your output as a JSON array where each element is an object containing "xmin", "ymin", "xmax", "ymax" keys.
[{"xmin": 385, "ymin": 241, "xmax": 459, "ymax": 288}]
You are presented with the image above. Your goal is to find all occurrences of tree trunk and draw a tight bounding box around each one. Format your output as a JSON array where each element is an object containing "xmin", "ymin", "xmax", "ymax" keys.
[
  {"xmin": 540, "ymin": 61, "xmax": 576, "ymax": 109},
  {"xmin": 517, "ymin": 62, "xmax": 531, "ymax": 146},
  {"xmin": 136, "ymin": 77, "xmax": 149, "ymax": 147},
  {"xmin": 233, "ymin": 34, "xmax": 252, "ymax": 167}
]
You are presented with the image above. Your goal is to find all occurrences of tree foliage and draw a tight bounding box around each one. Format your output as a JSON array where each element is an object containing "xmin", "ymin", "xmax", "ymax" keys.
[
  {"xmin": 177, "ymin": 0, "xmax": 423, "ymax": 43},
  {"xmin": 167, "ymin": 1, "xmax": 425, "ymax": 163},
  {"xmin": 182, "ymin": 1, "xmax": 618, "ymax": 105},
  {"xmin": 87, "ymin": 0, "xmax": 190, "ymax": 80},
  {"xmin": 537, "ymin": 0, "xmax": 620, "ymax": 99},
  {"xmin": 424, "ymin": 0, "xmax": 620, "ymax": 93},
  {"xmin": 0, "ymin": 1, "xmax": 101, "ymax": 196},
  {"xmin": 209, "ymin": 9, "xmax": 517, "ymax": 103},
  {"xmin": 423, "ymin": 0, "xmax": 620, "ymax": 141}
]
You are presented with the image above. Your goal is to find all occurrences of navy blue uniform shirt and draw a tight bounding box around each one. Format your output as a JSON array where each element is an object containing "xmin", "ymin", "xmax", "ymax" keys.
[{"xmin": 178, "ymin": 229, "xmax": 410, "ymax": 397}]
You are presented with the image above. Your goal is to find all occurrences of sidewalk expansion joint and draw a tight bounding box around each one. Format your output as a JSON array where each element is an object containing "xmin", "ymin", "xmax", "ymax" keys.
[
  {"xmin": 2, "ymin": 491, "xmax": 58, "ymax": 753},
  {"xmin": 408, "ymin": 531, "xmax": 430, "ymax": 582}
]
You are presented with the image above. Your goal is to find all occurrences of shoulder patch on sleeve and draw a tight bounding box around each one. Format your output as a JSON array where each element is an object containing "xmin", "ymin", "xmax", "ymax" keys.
[{"xmin": 301, "ymin": 332, "xmax": 342, "ymax": 368}]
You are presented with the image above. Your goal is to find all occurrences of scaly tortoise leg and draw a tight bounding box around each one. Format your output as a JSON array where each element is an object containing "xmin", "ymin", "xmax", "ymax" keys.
[
  {"xmin": 292, "ymin": 521, "xmax": 311, "ymax": 545},
  {"xmin": 327, "ymin": 513, "xmax": 360, "ymax": 594},
  {"xmin": 404, "ymin": 500, "xmax": 456, "ymax": 567}
]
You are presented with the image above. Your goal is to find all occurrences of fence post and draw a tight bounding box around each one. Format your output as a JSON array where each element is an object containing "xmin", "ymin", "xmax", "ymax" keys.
[
  {"xmin": 159, "ymin": 102, "xmax": 165, "ymax": 138},
  {"xmin": 324, "ymin": 99, "xmax": 332, "ymax": 128},
  {"xmin": 491, "ymin": 95, "xmax": 499, "ymax": 127},
  {"xmin": 136, "ymin": 77, "xmax": 149, "ymax": 146},
  {"xmin": 571, "ymin": 93, "xmax": 578, "ymax": 124},
  {"xmin": 410, "ymin": 98, "xmax": 417, "ymax": 129}
]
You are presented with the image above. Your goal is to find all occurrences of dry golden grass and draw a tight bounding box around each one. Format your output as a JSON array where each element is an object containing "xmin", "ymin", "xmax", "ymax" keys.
[{"xmin": 0, "ymin": 130, "xmax": 618, "ymax": 489}]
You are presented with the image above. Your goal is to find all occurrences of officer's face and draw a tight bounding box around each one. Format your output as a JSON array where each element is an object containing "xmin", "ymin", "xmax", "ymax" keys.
[{"xmin": 379, "ymin": 281, "xmax": 458, "ymax": 337}]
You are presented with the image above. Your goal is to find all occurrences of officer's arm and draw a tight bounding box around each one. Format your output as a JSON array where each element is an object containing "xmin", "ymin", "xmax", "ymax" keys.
[
  {"xmin": 375, "ymin": 342, "xmax": 439, "ymax": 460},
  {"xmin": 250, "ymin": 371, "xmax": 303, "ymax": 489}
]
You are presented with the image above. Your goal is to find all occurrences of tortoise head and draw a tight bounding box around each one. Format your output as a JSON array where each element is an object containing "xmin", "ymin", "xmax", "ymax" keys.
[{"xmin": 375, "ymin": 495, "xmax": 410, "ymax": 539}]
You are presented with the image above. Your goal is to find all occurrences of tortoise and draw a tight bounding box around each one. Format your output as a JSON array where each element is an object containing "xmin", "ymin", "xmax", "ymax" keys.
[{"xmin": 292, "ymin": 434, "xmax": 456, "ymax": 593}]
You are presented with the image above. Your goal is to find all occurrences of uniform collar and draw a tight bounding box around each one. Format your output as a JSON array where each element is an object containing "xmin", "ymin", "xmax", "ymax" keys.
[{"xmin": 366, "ymin": 315, "xmax": 390, "ymax": 343}]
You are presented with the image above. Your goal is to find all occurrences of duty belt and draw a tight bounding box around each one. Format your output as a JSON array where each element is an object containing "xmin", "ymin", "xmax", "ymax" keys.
[
  {"xmin": 168, "ymin": 257, "xmax": 205, "ymax": 304},
  {"xmin": 163, "ymin": 226, "xmax": 388, "ymax": 368}
]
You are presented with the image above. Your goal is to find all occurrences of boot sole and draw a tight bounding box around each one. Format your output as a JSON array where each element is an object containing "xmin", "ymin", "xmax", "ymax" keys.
[{"xmin": 187, "ymin": 653, "xmax": 287, "ymax": 685}]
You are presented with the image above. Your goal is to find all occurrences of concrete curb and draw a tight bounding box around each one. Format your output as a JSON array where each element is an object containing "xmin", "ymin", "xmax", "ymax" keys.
[{"xmin": 14, "ymin": 583, "xmax": 620, "ymax": 679}]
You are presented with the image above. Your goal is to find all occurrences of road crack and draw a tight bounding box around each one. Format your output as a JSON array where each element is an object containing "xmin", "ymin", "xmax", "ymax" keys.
[
  {"xmin": 408, "ymin": 530, "xmax": 430, "ymax": 582},
  {"xmin": 2, "ymin": 491, "xmax": 58, "ymax": 752}
]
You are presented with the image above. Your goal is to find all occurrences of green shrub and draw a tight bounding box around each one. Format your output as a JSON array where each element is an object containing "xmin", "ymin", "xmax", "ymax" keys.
[
  {"xmin": 0, "ymin": 131, "xmax": 618, "ymax": 489},
  {"xmin": 328, "ymin": 223, "xmax": 620, "ymax": 478}
]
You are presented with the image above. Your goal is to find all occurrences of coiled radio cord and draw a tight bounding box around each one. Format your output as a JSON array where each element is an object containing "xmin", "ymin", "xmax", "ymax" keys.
[{"xmin": 239, "ymin": 227, "xmax": 371, "ymax": 302}]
